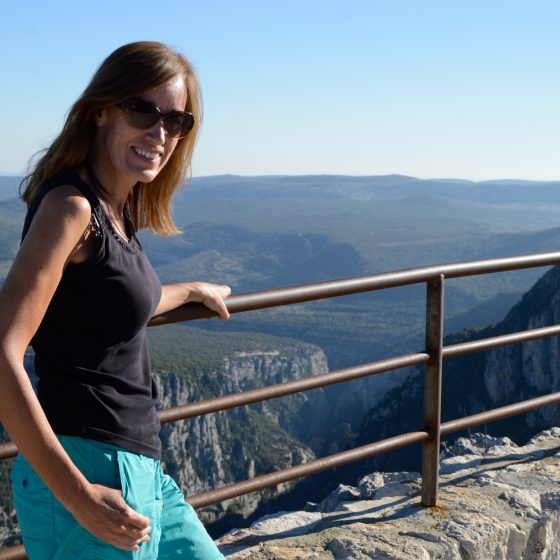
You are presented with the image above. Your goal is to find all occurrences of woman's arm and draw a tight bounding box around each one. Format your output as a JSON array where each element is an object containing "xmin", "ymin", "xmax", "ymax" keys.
[
  {"xmin": 0, "ymin": 186, "xmax": 150, "ymax": 552},
  {"xmin": 153, "ymin": 281, "xmax": 232, "ymax": 320}
]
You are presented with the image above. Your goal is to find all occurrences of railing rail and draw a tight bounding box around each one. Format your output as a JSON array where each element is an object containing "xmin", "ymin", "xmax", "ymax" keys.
[
  {"xmin": 148, "ymin": 251, "xmax": 560, "ymax": 324},
  {"xmin": 2, "ymin": 251, "xmax": 560, "ymax": 559}
]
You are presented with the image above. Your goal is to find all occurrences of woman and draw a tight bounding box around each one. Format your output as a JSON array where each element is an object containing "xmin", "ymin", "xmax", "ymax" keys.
[{"xmin": 0, "ymin": 41, "xmax": 229, "ymax": 558}]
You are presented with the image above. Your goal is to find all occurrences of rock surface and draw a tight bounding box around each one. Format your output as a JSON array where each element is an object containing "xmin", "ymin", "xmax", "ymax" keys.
[
  {"xmin": 217, "ymin": 428, "xmax": 560, "ymax": 559},
  {"xmin": 156, "ymin": 344, "xmax": 327, "ymax": 523}
]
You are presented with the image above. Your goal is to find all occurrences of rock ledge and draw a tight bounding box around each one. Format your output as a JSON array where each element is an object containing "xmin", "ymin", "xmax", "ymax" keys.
[{"xmin": 217, "ymin": 428, "xmax": 560, "ymax": 559}]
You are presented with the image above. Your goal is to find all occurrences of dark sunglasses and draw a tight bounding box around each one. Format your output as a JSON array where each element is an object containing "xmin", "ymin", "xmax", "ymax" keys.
[{"xmin": 116, "ymin": 97, "xmax": 194, "ymax": 138}]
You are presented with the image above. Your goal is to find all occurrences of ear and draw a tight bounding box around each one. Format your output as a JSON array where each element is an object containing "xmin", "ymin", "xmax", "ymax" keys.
[{"xmin": 95, "ymin": 108, "xmax": 108, "ymax": 128}]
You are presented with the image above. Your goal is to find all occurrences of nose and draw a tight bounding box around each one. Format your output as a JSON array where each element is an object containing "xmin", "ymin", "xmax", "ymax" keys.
[{"xmin": 147, "ymin": 118, "xmax": 166, "ymax": 143}]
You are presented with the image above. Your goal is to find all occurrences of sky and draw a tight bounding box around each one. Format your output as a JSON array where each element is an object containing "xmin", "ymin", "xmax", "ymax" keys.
[{"xmin": 1, "ymin": 1, "xmax": 559, "ymax": 181}]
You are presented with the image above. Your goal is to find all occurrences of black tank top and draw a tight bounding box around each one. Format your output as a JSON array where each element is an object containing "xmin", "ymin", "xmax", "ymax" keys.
[{"xmin": 22, "ymin": 170, "xmax": 162, "ymax": 458}]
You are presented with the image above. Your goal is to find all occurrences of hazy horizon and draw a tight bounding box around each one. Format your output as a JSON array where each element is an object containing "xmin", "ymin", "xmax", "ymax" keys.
[{"xmin": 1, "ymin": 171, "xmax": 559, "ymax": 184}]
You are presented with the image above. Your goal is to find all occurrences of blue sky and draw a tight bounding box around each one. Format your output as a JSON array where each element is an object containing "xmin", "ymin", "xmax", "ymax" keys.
[{"xmin": 1, "ymin": 1, "xmax": 559, "ymax": 180}]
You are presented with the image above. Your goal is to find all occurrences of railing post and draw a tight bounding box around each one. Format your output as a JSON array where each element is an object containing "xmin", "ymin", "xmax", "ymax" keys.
[{"xmin": 421, "ymin": 274, "xmax": 444, "ymax": 506}]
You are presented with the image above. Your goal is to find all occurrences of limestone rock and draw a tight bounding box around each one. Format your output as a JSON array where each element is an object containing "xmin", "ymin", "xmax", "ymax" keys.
[
  {"xmin": 358, "ymin": 472, "xmax": 420, "ymax": 500},
  {"xmin": 250, "ymin": 511, "xmax": 322, "ymax": 536},
  {"xmin": 316, "ymin": 484, "xmax": 361, "ymax": 512},
  {"xmin": 155, "ymin": 344, "xmax": 327, "ymax": 524},
  {"xmin": 218, "ymin": 427, "xmax": 560, "ymax": 559}
]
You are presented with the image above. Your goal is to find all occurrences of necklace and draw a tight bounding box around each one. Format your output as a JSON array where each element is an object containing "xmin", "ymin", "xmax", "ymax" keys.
[
  {"xmin": 85, "ymin": 162, "xmax": 130, "ymax": 242},
  {"xmin": 102, "ymin": 201, "xmax": 129, "ymax": 241}
]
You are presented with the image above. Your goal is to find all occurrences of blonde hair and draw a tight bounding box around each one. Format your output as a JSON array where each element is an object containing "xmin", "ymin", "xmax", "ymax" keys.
[{"xmin": 21, "ymin": 41, "xmax": 202, "ymax": 235}]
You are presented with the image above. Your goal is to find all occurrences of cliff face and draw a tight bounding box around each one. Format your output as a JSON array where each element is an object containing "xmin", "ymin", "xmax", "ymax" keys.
[
  {"xmin": 482, "ymin": 266, "xmax": 560, "ymax": 432},
  {"xmin": 356, "ymin": 265, "xmax": 560, "ymax": 473},
  {"xmin": 155, "ymin": 343, "xmax": 328, "ymax": 523},
  {"xmin": 218, "ymin": 428, "xmax": 560, "ymax": 559}
]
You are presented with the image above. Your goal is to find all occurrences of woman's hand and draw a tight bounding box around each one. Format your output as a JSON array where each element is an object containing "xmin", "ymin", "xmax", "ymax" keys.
[
  {"xmin": 68, "ymin": 483, "xmax": 151, "ymax": 551},
  {"xmin": 185, "ymin": 281, "xmax": 232, "ymax": 320},
  {"xmin": 153, "ymin": 281, "xmax": 232, "ymax": 319}
]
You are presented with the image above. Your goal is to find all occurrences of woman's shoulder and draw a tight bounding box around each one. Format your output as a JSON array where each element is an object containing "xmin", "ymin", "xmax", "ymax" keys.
[
  {"xmin": 27, "ymin": 185, "xmax": 93, "ymax": 238},
  {"xmin": 40, "ymin": 184, "xmax": 94, "ymax": 219},
  {"xmin": 35, "ymin": 169, "xmax": 99, "ymax": 208},
  {"xmin": 22, "ymin": 170, "xmax": 97, "ymax": 243}
]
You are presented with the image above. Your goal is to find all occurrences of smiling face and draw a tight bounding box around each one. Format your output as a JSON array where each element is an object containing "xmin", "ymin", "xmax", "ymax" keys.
[{"xmin": 93, "ymin": 78, "xmax": 188, "ymax": 190}]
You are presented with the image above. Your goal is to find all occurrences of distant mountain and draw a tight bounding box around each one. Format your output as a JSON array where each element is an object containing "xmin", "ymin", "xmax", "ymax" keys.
[{"xmin": 179, "ymin": 174, "xmax": 560, "ymax": 206}]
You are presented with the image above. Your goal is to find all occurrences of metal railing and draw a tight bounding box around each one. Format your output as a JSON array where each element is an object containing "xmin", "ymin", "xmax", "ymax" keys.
[{"xmin": 2, "ymin": 251, "xmax": 560, "ymax": 559}]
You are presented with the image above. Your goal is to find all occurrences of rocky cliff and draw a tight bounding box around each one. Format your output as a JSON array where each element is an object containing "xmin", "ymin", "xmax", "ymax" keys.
[
  {"xmin": 153, "ymin": 330, "xmax": 329, "ymax": 523},
  {"xmin": 481, "ymin": 266, "xmax": 560, "ymax": 434},
  {"xmin": 356, "ymin": 265, "xmax": 560, "ymax": 475},
  {"xmin": 217, "ymin": 427, "xmax": 560, "ymax": 559}
]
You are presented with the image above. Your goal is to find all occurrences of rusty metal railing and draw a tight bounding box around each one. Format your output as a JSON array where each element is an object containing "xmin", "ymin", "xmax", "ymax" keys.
[{"xmin": 2, "ymin": 251, "xmax": 560, "ymax": 559}]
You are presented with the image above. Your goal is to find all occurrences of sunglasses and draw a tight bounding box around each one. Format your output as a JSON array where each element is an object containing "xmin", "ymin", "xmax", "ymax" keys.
[{"xmin": 116, "ymin": 97, "xmax": 194, "ymax": 138}]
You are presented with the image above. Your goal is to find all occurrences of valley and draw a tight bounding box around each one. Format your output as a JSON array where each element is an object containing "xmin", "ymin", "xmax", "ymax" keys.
[{"xmin": 1, "ymin": 173, "xmax": 559, "ymax": 540}]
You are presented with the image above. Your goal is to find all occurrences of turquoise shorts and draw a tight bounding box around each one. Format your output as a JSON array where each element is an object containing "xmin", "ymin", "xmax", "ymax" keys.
[{"xmin": 10, "ymin": 436, "xmax": 224, "ymax": 560}]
